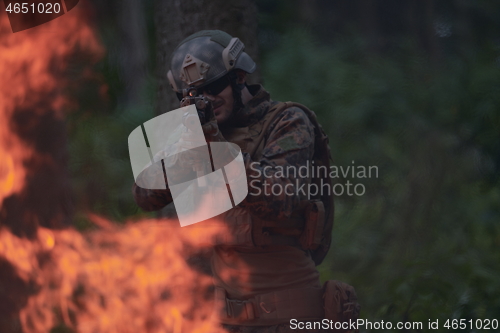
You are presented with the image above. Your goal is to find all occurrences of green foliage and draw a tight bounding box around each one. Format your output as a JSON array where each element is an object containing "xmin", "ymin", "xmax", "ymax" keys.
[
  {"xmin": 262, "ymin": 29, "xmax": 500, "ymax": 330},
  {"xmin": 66, "ymin": 51, "xmax": 157, "ymax": 225},
  {"xmin": 67, "ymin": 102, "xmax": 157, "ymax": 224},
  {"xmin": 66, "ymin": 0, "xmax": 159, "ymax": 225}
]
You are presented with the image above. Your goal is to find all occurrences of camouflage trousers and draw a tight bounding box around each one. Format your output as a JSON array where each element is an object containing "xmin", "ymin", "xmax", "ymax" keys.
[{"xmin": 222, "ymin": 323, "xmax": 329, "ymax": 333}]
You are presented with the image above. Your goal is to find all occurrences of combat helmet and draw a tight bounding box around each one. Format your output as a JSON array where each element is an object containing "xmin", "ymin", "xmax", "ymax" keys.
[{"xmin": 167, "ymin": 30, "xmax": 256, "ymax": 95}]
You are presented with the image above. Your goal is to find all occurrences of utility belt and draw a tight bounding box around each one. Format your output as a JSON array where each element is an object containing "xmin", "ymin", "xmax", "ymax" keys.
[
  {"xmin": 214, "ymin": 286, "xmax": 324, "ymax": 325},
  {"xmin": 214, "ymin": 280, "xmax": 361, "ymax": 332}
]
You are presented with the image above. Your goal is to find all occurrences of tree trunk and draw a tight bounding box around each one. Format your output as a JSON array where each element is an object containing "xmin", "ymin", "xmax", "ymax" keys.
[{"xmin": 90, "ymin": 0, "xmax": 150, "ymax": 107}]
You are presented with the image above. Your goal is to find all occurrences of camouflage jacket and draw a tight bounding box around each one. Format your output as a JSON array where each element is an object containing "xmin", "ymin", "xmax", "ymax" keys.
[{"xmin": 132, "ymin": 84, "xmax": 315, "ymax": 222}]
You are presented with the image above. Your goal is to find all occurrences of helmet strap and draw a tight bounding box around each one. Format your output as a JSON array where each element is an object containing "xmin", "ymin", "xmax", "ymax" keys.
[
  {"xmin": 217, "ymin": 71, "xmax": 244, "ymax": 129},
  {"xmin": 228, "ymin": 71, "xmax": 244, "ymax": 114},
  {"xmin": 236, "ymin": 82, "xmax": 246, "ymax": 91}
]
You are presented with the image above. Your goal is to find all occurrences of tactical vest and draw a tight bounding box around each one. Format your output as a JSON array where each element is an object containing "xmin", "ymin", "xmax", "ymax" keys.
[
  {"xmin": 212, "ymin": 103, "xmax": 361, "ymax": 330},
  {"xmin": 220, "ymin": 102, "xmax": 334, "ymax": 266}
]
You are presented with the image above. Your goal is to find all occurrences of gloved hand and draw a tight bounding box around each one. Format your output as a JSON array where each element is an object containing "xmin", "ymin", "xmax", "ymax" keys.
[
  {"xmin": 201, "ymin": 119, "xmax": 226, "ymax": 142},
  {"xmin": 175, "ymin": 129, "xmax": 210, "ymax": 168},
  {"xmin": 174, "ymin": 121, "xmax": 225, "ymax": 190},
  {"xmin": 202, "ymin": 120, "xmax": 242, "ymax": 173},
  {"xmin": 166, "ymin": 118, "xmax": 237, "ymax": 178}
]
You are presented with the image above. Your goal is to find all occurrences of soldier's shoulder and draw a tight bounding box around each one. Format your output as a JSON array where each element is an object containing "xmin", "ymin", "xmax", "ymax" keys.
[
  {"xmin": 262, "ymin": 102, "xmax": 315, "ymax": 156},
  {"xmin": 268, "ymin": 102, "xmax": 315, "ymax": 132}
]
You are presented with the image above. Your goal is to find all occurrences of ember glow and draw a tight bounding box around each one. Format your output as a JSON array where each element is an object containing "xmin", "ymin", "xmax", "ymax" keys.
[{"xmin": 0, "ymin": 6, "xmax": 236, "ymax": 333}]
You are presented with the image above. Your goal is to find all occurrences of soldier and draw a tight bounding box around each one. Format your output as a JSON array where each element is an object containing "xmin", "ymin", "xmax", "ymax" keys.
[{"xmin": 133, "ymin": 30, "xmax": 358, "ymax": 333}]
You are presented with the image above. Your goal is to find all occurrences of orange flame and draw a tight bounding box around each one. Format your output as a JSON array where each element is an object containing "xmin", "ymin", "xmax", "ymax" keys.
[
  {"xmin": 0, "ymin": 3, "xmax": 103, "ymax": 208},
  {"xmin": 0, "ymin": 218, "xmax": 231, "ymax": 332}
]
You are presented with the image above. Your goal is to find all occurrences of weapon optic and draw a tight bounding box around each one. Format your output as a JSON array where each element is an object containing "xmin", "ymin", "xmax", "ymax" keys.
[{"xmin": 180, "ymin": 87, "xmax": 214, "ymax": 131}]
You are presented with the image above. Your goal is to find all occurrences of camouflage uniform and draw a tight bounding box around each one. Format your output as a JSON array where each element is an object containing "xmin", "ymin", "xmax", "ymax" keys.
[
  {"xmin": 134, "ymin": 85, "xmax": 314, "ymax": 218},
  {"xmin": 133, "ymin": 84, "xmax": 328, "ymax": 333}
]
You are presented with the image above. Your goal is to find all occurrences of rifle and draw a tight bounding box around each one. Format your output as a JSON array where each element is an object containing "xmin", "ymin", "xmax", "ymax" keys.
[{"xmin": 178, "ymin": 87, "xmax": 215, "ymax": 190}]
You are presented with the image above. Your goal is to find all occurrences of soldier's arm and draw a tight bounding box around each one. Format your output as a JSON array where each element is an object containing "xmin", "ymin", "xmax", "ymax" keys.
[
  {"xmin": 132, "ymin": 147, "xmax": 195, "ymax": 212},
  {"xmin": 132, "ymin": 183, "xmax": 173, "ymax": 212},
  {"xmin": 240, "ymin": 106, "xmax": 315, "ymax": 221},
  {"xmin": 132, "ymin": 158, "xmax": 174, "ymax": 211}
]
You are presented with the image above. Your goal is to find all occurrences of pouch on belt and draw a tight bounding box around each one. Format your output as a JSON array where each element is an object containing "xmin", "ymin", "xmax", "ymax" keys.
[{"xmin": 323, "ymin": 280, "xmax": 361, "ymax": 333}]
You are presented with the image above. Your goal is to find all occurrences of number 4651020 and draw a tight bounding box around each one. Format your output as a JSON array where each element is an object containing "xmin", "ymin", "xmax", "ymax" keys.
[
  {"xmin": 444, "ymin": 319, "xmax": 498, "ymax": 330},
  {"xmin": 5, "ymin": 2, "xmax": 61, "ymax": 14}
]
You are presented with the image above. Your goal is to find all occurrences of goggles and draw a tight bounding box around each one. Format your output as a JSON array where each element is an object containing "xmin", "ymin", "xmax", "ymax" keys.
[{"xmin": 177, "ymin": 75, "xmax": 231, "ymax": 101}]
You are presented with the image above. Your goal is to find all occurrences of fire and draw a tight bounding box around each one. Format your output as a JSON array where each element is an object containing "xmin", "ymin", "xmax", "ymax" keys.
[
  {"xmin": 0, "ymin": 151, "xmax": 15, "ymax": 196},
  {"xmin": 0, "ymin": 5, "xmax": 238, "ymax": 333},
  {"xmin": 0, "ymin": 2, "xmax": 102, "ymax": 208},
  {"xmin": 0, "ymin": 218, "xmax": 230, "ymax": 333}
]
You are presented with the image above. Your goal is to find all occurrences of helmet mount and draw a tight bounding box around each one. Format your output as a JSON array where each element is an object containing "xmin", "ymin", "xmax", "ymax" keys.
[{"xmin": 180, "ymin": 54, "xmax": 210, "ymax": 86}]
